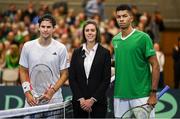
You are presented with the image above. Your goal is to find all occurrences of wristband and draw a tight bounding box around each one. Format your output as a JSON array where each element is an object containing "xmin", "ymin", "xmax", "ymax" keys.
[
  {"xmin": 151, "ymin": 89, "xmax": 157, "ymax": 93},
  {"xmin": 22, "ymin": 81, "xmax": 31, "ymax": 93}
]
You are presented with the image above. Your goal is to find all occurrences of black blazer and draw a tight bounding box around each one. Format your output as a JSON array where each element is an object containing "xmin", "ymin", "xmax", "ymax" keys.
[{"xmin": 69, "ymin": 44, "xmax": 111, "ymax": 104}]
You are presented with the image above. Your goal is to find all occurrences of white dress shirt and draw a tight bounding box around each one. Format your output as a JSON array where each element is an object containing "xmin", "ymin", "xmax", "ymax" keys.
[{"xmin": 82, "ymin": 43, "xmax": 98, "ymax": 82}]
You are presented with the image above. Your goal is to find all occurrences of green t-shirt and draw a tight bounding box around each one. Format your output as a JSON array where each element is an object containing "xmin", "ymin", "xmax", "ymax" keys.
[
  {"xmin": 112, "ymin": 29, "xmax": 156, "ymax": 99},
  {"xmin": 5, "ymin": 54, "xmax": 19, "ymax": 69}
]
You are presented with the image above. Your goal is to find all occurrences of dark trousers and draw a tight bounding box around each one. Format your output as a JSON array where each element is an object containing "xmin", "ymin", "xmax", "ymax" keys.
[{"xmin": 72, "ymin": 100, "xmax": 107, "ymax": 118}]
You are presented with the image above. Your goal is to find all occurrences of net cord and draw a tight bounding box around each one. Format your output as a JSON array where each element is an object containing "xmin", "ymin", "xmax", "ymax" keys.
[{"xmin": 0, "ymin": 100, "xmax": 71, "ymax": 118}]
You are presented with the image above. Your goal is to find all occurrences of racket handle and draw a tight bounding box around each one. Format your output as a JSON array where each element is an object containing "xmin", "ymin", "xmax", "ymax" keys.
[{"xmin": 157, "ymin": 85, "xmax": 170, "ymax": 99}]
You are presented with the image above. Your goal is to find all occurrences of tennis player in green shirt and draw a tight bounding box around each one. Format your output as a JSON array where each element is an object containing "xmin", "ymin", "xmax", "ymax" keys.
[{"xmin": 112, "ymin": 4, "xmax": 160, "ymax": 118}]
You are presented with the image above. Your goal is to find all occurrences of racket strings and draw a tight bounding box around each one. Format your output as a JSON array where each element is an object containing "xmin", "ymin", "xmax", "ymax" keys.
[
  {"xmin": 33, "ymin": 71, "xmax": 52, "ymax": 95},
  {"xmin": 121, "ymin": 105, "xmax": 151, "ymax": 119},
  {"xmin": 133, "ymin": 107, "xmax": 149, "ymax": 119},
  {"xmin": 30, "ymin": 64, "xmax": 53, "ymax": 99}
]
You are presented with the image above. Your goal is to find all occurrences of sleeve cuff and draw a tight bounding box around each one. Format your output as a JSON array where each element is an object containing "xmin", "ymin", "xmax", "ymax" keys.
[
  {"xmin": 77, "ymin": 98, "xmax": 84, "ymax": 101},
  {"xmin": 91, "ymin": 97, "xmax": 97, "ymax": 102}
]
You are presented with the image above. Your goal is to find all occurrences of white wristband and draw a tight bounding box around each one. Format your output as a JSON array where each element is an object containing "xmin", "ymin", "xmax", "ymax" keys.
[{"xmin": 22, "ymin": 81, "xmax": 31, "ymax": 93}]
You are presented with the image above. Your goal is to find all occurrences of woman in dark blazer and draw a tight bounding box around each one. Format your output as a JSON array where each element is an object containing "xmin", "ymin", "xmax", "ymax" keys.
[{"xmin": 69, "ymin": 19, "xmax": 111, "ymax": 118}]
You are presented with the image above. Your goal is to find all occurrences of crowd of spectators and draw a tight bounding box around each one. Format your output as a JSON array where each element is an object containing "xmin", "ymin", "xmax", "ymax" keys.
[{"xmin": 0, "ymin": 1, "xmax": 164, "ymax": 86}]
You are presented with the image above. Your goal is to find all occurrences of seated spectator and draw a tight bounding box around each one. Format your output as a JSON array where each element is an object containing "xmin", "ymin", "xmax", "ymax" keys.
[
  {"xmin": 0, "ymin": 42, "xmax": 6, "ymax": 84},
  {"xmin": 154, "ymin": 43, "xmax": 165, "ymax": 88},
  {"xmin": 84, "ymin": 0, "xmax": 106, "ymax": 20},
  {"xmin": 5, "ymin": 44, "xmax": 19, "ymax": 69}
]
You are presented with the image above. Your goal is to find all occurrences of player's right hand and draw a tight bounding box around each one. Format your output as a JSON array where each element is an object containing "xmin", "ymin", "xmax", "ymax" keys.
[{"xmin": 25, "ymin": 91, "xmax": 38, "ymax": 106}]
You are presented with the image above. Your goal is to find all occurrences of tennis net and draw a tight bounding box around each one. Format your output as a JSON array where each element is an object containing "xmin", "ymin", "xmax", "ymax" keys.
[{"xmin": 0, "ymin": 100, "xmax": 73, "ymax": 118}]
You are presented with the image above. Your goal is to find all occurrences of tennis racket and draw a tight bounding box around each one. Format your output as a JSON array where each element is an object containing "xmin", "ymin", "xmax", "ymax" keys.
[
  {"xmin": 121, "ymin": 85, "xmax": 170, "ymax": 119},
  {"xmin": 30, "ymin": 64, "xmax": 53, "ymax": 105}
]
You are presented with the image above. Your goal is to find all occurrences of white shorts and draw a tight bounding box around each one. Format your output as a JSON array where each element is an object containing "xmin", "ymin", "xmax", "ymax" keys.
[{"xmin": 114, "ymin": 97, "xmax": 155, "ymax": 118}]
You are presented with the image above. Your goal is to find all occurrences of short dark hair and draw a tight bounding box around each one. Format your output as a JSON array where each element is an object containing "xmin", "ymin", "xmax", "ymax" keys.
[
  {"xmin": 38, "ymin": 14, "xmax": 56, "ymax": 28},
  {"xmin": 116, "ymin": 4, "xmax": 132, "ymax": 12},
  {"xmin": 82, "ymin": 19, "xmax": 100, "ymax": 43}
]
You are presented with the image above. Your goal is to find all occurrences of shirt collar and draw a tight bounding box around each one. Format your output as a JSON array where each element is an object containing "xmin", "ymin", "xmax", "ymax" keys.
[
  {"xmin": 82, "ymin": 43, "xmax": 98, "ymax": 53},
  {"xmin": 121, "ymin": 29, "xmax": 136, "ymax": 40}
]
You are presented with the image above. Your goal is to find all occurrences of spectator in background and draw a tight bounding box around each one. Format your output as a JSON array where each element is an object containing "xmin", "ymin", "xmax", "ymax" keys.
[
  {"xmin": 52, "ymin": 0, "xmax": 68, "ymax": 15},
  {"xmin": 150, "ymin": 13, "xmax": 160, "ymax": 43},
  {"xmin": 28, "ymin": 23, "xmax": 39, "ymax": 40},
  {"xmin": 56, "ymin": 18, "xmax": 68, "ymax": 37},
  {"xmin": 131, "ymin": 5, "xmax": 141, "ymax": 27},
  {"xmin": 154, "ymin": 11, "xmax": 165, "ymax": 43},
  {"xmin": 23, "ymin": 15, "xmax": 31, "ymax": 28},
  {"xmin": 58, "ymin": 33, "xmax": 71, "ymax": 50},
  {"xmin": 68, "ymin": 37, "xmax": 81, "ymax": 61},
  {"xmin": 154, "ymin": 43, "xmax": 165, "ymax": 88},
  {"xmin": 3, "ymin": 3, "xmax": 17, "ymax": 22},
  {"xmin": 4, "ymin": 40, "xmax": 11, "ymax": 52},
  {"xmin": 0, "ymin": 42, "xmax": 6, "ymax": 69},
  {"xmin": 23, "ymin": 2, "xmax": 37, "ymax": 22},
  {"xmin": 154, "ymin": 11, "xmax": 165, "ymax": 32},
  {"xmin": 136, "ymin": 13, "xmax": 160, "ymax": 44},
  {"xmin": 39, "ymin": 3, "xmax": 51, "ymax": 14},
  {"xmin": 52, "ymin": 1, "xmax": 68, "ymax": 20},
  {"xmin": 77, "ymin": 12, "xmax": 86, "ymax": 28},
  {"xmin": 82, "ymin": 0, "xmax": 90, "ymax": 9},
  {"xmin": 0, "ymin": 42, "xmax": 6, "ymax": 84},
  {"xmin": 136, "ymin": 14, "xmax": 147, "ymax": 31},
  {"xmin": 13, "ymin": 9, "xmax": 23, "ymax": 23},
  {"xmin": 66, "ymin": 8, "xmax": 76, "ymax": 26},
  {"xmin": 5, "ymin": 44, "xmax": 19, "ymax": 69},
  {"xmin": 105, "ymin": 18, "xmax": 119, "ymax": 44},
  {"xmin": 84, "ymin": 0, "xmax": 106, "ymax": 20},
  {"xmin": 0, "ymin": 26, "xmax": 6, "ymax": 42},
  {"xmin": 6, "ymin": 31, "xmax": 16, "ymax": 44},
  {"xmin": 69, "ymin": 19, "xmax": 111, "ymax": 118},
  {"xmin": 172, "ymin": 37, "xmax": 180, "ymax": 89}
]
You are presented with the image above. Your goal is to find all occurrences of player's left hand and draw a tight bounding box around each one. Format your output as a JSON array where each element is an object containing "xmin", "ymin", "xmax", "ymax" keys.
[{"xmin": 38, "ymin": 87, "xmax": 56, "ymax": 104}]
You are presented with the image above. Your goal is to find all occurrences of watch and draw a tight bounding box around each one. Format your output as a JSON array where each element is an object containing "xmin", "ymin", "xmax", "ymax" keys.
[{"xmin": 151, "ymin": 89, "xmax": 157, "ymax": 93}]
